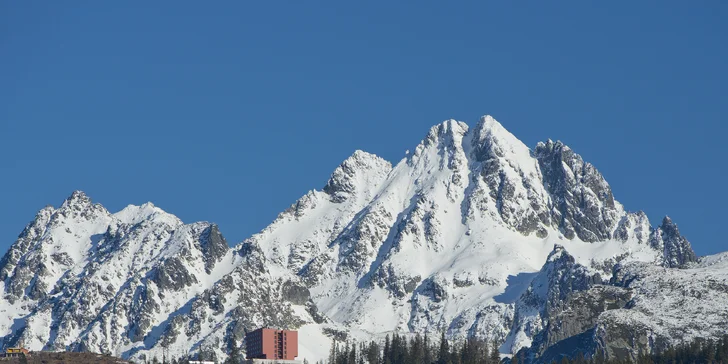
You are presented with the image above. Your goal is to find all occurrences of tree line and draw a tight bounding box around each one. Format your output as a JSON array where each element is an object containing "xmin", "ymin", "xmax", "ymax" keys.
[
  {"xmin": 135, "ymin": 332, "xmax": 728, "ymax": 364},
  {"xmin": 322, "ymin": 332, "xmax": 501, "ymax": 364}
]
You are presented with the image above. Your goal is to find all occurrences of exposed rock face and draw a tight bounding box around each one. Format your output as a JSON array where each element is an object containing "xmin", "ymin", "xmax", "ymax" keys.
[
  {"xmin": 281, "ymin": 280, "xmax": 311, "ymax": 305},
  {"xmin": 614, "ymin": 211, "xmax": 651, "ymax": 244},
  {"xmin": 511, "ymin": 253, "xmax": 728, "ymax": 363},
  {"xmin": 507, "ymin": 245, "xmax": 604, "ymax": 357},
  {"xmin": 470, "ymin": 116, "xmax": 551, "ymax": 237},
  {"xmin": 539, "ymin": 286, "xmax": 632, "ymax": 356},
  {"xmin": 151, "ymin": 257, "xmax": 198, "ymax": 291},
  {"xmin": 199, "ymin": 224, "xmax": 230, "ymax": 273},
  {"xmin": 0, "ymin": 206, "xmax": 54, "ymax": 282},
  {"xmin": 534, "ymin": 141, "xmax": 620, "ymax": 242},
  {"xmin": 649, "ymin": 216, "xmax": 698, "ymax": 268},
  {"xmin": 0, "ymin": 115, "xmax": 713, "ymax": 364},
  {"xmin": 518, "ymin": 285, "xmax": 633, "ymax": 363},
  {"xmin": 594, "ymin": 259, "xmax": 728, "ymax": 361}
]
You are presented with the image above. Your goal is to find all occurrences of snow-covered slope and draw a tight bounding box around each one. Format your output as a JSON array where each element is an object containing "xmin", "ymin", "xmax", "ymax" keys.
[
  {"xmin": 0, "ymin": 192, "xmax": 316, "ymax": 362},
  {"xmin": 245, "ymin": 116, "xmax": 686, "ymax": 348},
  {"xmin": 1, "ymin": 115, "xmax": 720, "ymax": 363},
  {"xmin": 595, "ymin": 256, "xmax": 728, "ymax": 359}
]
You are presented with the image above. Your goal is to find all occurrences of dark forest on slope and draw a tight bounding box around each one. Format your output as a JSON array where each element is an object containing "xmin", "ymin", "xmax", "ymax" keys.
[{"xmin": 319, "ymin": 333, "xmax": 728, "ymax": 364}]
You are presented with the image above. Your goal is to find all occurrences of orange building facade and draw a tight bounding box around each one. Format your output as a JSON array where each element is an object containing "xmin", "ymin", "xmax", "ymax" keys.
[{"xmin": 245, "ymin": 328, "xmax": 298, "ymax": 360}]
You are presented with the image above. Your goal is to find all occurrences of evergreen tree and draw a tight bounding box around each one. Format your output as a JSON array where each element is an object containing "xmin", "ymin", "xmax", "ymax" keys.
[
  {"xmin": 718, "ymin": 334, "xmax": 728, "ymax": 362},
  {"xmin": 389, "ymin": 334, "xmax": 398, "ymax": 364},
  {"xmin": 423, "ymin": 333, "xmax": 433, "ymax": 364},
  {"xmin": 342, "ymin": 341, "xmax": 350, "ymax": 364},
  {"xmin": 437, "ymin": 332, "xmax": 450, "ymax": 364},
  {"xmin": 488, "ymin": 341, "xmax": 499, "ymax": 364},
  {"xmin": 365, "ymin": 340, "xmax": 380, "ymax": 364},
  {"xmin": 391, "ymin": 333, "xmax": 407, "ymax": 364},
  {"xmin": 349, "ymin": 341, "xmax": 357, "ymax": 364},
  {"xmin": 480, "ymin": 341, "xmax": 488, "ymax": 364},
  {"xmin": 225, "ymin": 334, "xmax": 243, "ymax": 364},
  {"xmin": 329, "ymin": 340, "xmax": 338, "ymax": 364},
  {"xmin": 459, "ymin": 338, "xmax": 468, "ymax": 364},
  {"xmin": 384, "ymin": 335, "xmax": 391, "ymax": 364},
  {"xmin": 358, "ymin": 342, "xmax": 366, "ymax": 364},
  {"xmin": 410, "ymin": 334, "xmax": 424, "ymax": 364}
]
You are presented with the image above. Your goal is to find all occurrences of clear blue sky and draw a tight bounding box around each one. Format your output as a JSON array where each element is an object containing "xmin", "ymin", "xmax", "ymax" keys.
[{"xmin": 2, "ymin": 1, "xmax": 726, "ymax": 256}]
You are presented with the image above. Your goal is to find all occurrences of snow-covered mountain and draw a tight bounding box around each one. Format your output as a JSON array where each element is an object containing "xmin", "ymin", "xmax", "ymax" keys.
[
  {"xmin": 0, "ymin": 192, "xmax": 317, "ymax": 362},
  {"xmin": 1, "ymin": 115, "xmax": 724, "ymax": 363}
]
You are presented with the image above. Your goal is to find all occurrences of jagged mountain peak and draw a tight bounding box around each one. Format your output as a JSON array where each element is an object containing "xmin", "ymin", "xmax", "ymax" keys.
[
  {"xmin": 429, "ymin": 119, "xmax": 469, "ymax": 137},
  {"xmin": 479, "ymin": 114, "xmax": 500, "ymax": 127},
  {"xmin": 533, "ymin": 138, "xmax": 603, "ymax": 182},
  {"xmin": 348, "ymin": 149, "xmax": 382, "ymax": 161},
  {"xmin": 545, "ymin": 244, "xmax": 571, "ymax": 263},
  {"xmin": 323, "ymin": 150, "xmax": 392, "ymax": 203},
  {"xmin": 58, "ymin": 192, "xmax": 181, "ymax": 228},
  {"xmin": 660, "ymin": 215, "xmax": 676, "ymax": 229},
  {"xmin": 472, "ymin": 115, "xmax": 530, "ymax": 161},
  {"xmin": 535, "ymin": 138, "xmax": 569, "ymax": 150},
  {"xmin": 416, "ymin": 119, "xmax": 469, "ymax": 155},
  {"xmin": 651, "ymin": 215, "xmax": 697, "ymax": 267},
  {"xmin": 472, "ymin": 115, "xmax": 526, "ymax": 149},
  {"xmin": 64, "ymin": 190, "xmax": 90, "ymax": 204},
  {"xmin": 113, "ymin": 201, "xmax": 182, "ymax": 227},
  {"xmin": 338, "ymin": 150, "xmax": 391, "ymax": 172},
  {"xmin": 533, "ymin": 136, "xmax": 620, "ymax": 242},
  {"xmin": 533, "ymin": 139, "xmax": 582, "ymax": 173},
  {"xmin": 56, "ymin": 190, "xmax": 109, "ymax": 219}
]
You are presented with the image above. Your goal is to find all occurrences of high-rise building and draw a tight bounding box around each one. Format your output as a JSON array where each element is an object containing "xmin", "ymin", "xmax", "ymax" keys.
[{"xmin": 244, "ymin": 328, "xmax": 298, "ymax": 361}]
